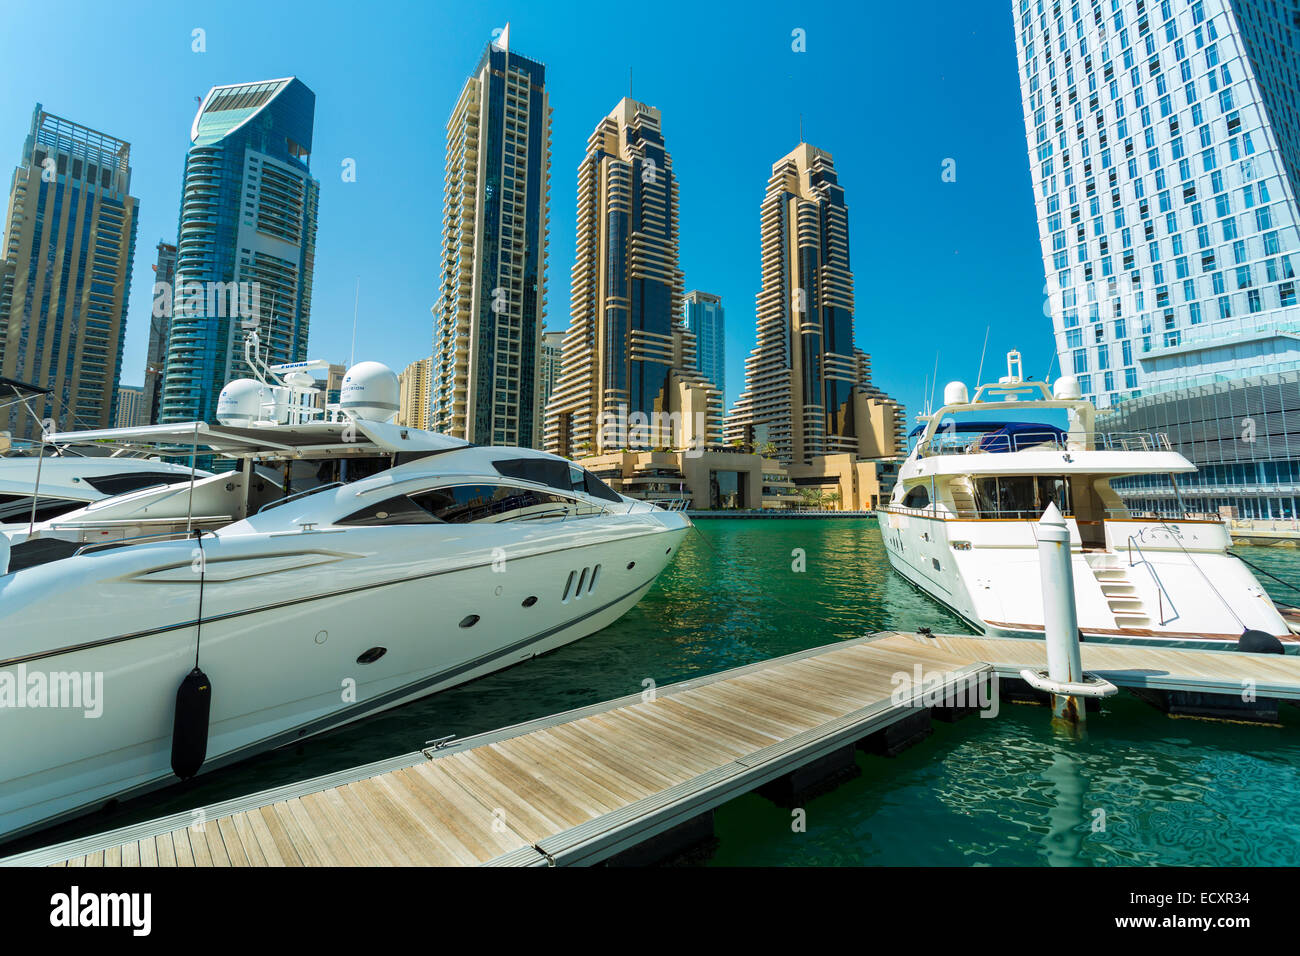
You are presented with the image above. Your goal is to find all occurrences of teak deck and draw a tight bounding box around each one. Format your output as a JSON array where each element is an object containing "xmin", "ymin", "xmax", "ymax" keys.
[{"xmin": 6, "ymin": 631, "xmax": 1298, "ymax": 867}]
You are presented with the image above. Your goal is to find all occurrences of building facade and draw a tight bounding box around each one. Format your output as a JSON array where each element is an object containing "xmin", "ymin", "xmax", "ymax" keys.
[
  {"xmin": 1014, "ymin": 0, "xmax": 1299, "ymax": 407},
  {"xmin": 725, "ymin": 143, "xmax": 900, "ymax": 465},
  {"xmin": 683, "ymin": 290, "xmax": 726, "ymax": 400},
  {"xmin": 159, "ymin": 77, "xmax": 320, "ymax": 425},
  {"xmin": 398, "ymin": 356, "xmax": 433, "ymax": 430},
  {"xmin": 115, "ymin": 384, "xmax": 144, "ymax": 427},
  {"xmin": 0, "ymin": 105, "xmax": 139, "ymax": 439},
  {"xmin": 142, "ymin": 239, "xmax": 176, "ymax": 425},
  {"xmin": 544, "ymin": 98, "xmax": 722, "ymax": 459},
  {"xmin": 538, "ymin": 328, "xmax": 564, "ymax": 415},
  {"xmin": 431, "ymin": 36, "xmax": 551, "ymax": 448}
]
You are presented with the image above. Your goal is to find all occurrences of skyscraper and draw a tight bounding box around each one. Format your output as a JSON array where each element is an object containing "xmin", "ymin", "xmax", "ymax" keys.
[
  {"xmin": 726, "ymin": 144, "xmax": 890, "ymax": 464},
  {"xmin": 684, "ymin": 290, "xmax": 726, "ymax": 401},
  {"xmin": 538, "ymin": 328, "xmax": 565, "ymax": 415},
  {"xmin": 159, "ymin": 77, "xmax": 319, "ymax": 425},
  {"xmin": 397, "ymin": 356, "xmax": 432, "ymax": 430},
  {"xmin": 1013, "ymin": 0, "xmax": 1300, "ymax": 518},
  {"xmin": 142, "ymin": 239, "xmax": 176, "ymax": 425},
  {"xmin": 544, "ymin": 98, "xmax": 721, "ymax": 458},
  {"xmin": 0, "ymin": 105, "xmax": 138, "ymax": 439},
  {"xmin": 432, "ymin": 30, "xmax": 551, "ymax": 447},
  {"xmin": 115, "ymin": 384, "xmax": 144, "ymax": 427},
  {"xmin": 1014, "ymin": 0, "xmax": 1298, "ymax": 405}
]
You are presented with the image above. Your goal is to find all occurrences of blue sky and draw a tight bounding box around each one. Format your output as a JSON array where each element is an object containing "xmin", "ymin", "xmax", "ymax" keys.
[{"xmin": 0, "ymin": 0, "xmax": 1054, "ymax": 424}]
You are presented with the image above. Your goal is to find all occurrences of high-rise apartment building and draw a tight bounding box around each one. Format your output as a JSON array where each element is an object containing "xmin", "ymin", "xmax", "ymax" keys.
[
  {"xmin": 115, "ymin": 384, "xmax": 144, "ymax": 427},
  {"xmin": 1013, "ymin": 0, "xmax": 1300, "ymax": 518},
  {"xmin": 684, "ymin": 290, "xmax": 726, "ymax": 401},
  {"xmin": 159, "ymin": 77, "xmax": 319, "ymax": 425},
  {"xmin": 142, "ymin": 239, "xmax": 176, "ymax": 424},
  {"xmin": 432, "ymin": 32, "xmax": 551, "ymax": 448},
  {"xmin": 726, "ymin": 144, "xmax": 893, "ymax": 464},
  {"xmin": 544, "ymin": 98, "xmax": 722, "ymax": 458},
  {"xmin": 398, "ymin": 356, "xmax": 432, "ymax": 430},
  {"xmin": 538, "ymin": 329, "xmax": 565, "ymax": 415},
  {"xmin": 0, "ymin": 105, "xmax": 138, "ymax": 439},
  {"xmin": 1014, "ymin": 0, "xmax": 1299, "ymax": 405}
]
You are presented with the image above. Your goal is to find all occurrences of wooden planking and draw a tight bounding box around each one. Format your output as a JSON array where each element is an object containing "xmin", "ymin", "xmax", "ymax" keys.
[
  {"xmin": 5, "ymin": 633, "xmax": 1090, "ymax": 868},
  {"xmin": 870, "ymin": 631, "xmax": 1300, "ymax": 696}
]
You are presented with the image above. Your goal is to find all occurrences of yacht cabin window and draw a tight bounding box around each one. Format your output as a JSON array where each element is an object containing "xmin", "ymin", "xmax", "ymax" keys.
[
  {"xmin": 972, "ymin": 476, "xmax": 1071, "ymax": 518},
  {"xmin": 902, "ymin": 485, "xmax": 930, "ymax": 510},
  {"xmin": 339, "ymin": 483, "xmax": 597, "ymax": 526}
]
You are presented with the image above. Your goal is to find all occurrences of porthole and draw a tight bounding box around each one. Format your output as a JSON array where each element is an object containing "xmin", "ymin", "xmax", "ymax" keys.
[
  {"xmin": 356, "ymin": 646, "xmax": 387, "ymax": 665},
  {"xmin": 522, "ymin": 596, "xmax": 538, "ymax": 608},
  {"xmin": 459, "ymin": 614, "xmax": 480, "ymax": 628},
  {"xmin": 665, "ymin": 547, "xmax": 671, "ymax": 554},
  {"xmin": 626, "ymin": 561, "xmax": 635, "ymax": 570},
  {"xmin": 576, "ymin": 567, "xmax": 588, "ymax": 596},
  {"xmin": 589, "ymin": 564, "xmax": 601, "ymax": 592},
  {"xmin": 562, "ymin": 570, "xmax": 575, "ymax": 601}
]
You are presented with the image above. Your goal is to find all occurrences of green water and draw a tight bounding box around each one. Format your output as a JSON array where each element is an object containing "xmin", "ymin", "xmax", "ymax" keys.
[{"xmin": 18, "ymin": 520, "xmax": 1300, "ymax": 864}]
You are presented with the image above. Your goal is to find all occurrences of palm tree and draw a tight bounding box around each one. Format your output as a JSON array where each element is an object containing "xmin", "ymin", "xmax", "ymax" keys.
[
  {"xmin": 758, "ymin": 441, "xmax": 778, "ymax": 459},
  {"xmin": 826, "ymin": 490, "xmax": 841, "ymax": 511}
]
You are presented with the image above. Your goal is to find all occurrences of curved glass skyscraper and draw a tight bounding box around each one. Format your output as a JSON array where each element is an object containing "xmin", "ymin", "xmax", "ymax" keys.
[{"xmin": 160, "ymin": 77, "xmax": 319, "ymax": 424}]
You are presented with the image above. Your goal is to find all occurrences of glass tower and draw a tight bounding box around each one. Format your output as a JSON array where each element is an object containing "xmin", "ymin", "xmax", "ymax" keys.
[
  {"xmin": 726, "ymin": 144, "xmax": 875, "ymax": 464},
  {"xmin": 543, "ymin": 98, "xmax": 721, "ymax": 458},
  {"xmin": 0, "ymin": 105, "xmax": 139, "ymax": 439},
  {"xmin": 142, "ymin": 239, "xmax": 176, "ymax": 425},
  {"xmin": 432, "ymin": 36, "xmax": 551, "ymax": 447},
  {"xmin": 684, "ymin": 290, "xmax": 726, "ymax": 401},
  {"xmin": 159, "ymin": 77, "xmax": 319, "ymax": 425},
  {"xmin": 1013, "ymin": 0, "xmax": 1300, "ymax": 408}
]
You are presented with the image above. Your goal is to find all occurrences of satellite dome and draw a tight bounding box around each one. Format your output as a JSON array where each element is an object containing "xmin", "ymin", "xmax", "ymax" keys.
[
  {"xmin": 340, "ymin": 362, "xmax": 399, "ymax": 423},
  {"xmin": 1052, "ymin": 375, "xmax": 1083, "ymax": 400},
  {"xmin": 216, "ymin": 379, "xmax": 269, "ymax": 427}
]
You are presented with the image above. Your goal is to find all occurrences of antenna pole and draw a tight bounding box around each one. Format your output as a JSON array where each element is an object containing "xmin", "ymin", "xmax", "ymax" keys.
[
  {"xmin": 975, "ymin": 325, "xmax": 990, "ymax": 387},
  {"xmin": 349, "ymin": 277, "xmax": 360, "ymax": 367}
]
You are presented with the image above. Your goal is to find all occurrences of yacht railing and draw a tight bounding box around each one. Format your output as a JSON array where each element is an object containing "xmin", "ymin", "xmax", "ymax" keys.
[
  {"xmin": 1127, "ymin": 535, "xmax": 1173, "ymax": 625},
  {"xmin": 920, "ymin": 430, "xmax": 1172, "ymax": 456}
]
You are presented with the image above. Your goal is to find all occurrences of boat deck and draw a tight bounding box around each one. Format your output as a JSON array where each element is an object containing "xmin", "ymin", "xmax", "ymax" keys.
[{"xmin": 6, "ymin": 631, "xmax": 1298, "ymax": 868}]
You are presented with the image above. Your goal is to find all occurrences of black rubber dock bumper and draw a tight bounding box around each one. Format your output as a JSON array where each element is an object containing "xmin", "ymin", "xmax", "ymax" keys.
[{"xmin": 1128, "ymin": 687, "xmax": 1281, "ymax": 723}]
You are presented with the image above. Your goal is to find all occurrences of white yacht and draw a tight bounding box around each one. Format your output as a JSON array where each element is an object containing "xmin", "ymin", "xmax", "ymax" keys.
[
  {"xmin": 1, "ymin": 375, "xmax": 210, "ymax": 524},
  {"xmin": 0, "ymin": 345, "xmax": 689, "ymax": 843},
  {"xmin": 879, "ymin": 351, "xmax": 1293, "ymax": 652},
  {"xmin": 0, "ymin": 448, "xmax": 209, "ymax": 525}
]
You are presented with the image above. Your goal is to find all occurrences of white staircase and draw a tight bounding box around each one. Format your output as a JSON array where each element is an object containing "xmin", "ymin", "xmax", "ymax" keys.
[{"xmin": 1084, "ymin": 552, "xmax": 1154, "ymax": 628}]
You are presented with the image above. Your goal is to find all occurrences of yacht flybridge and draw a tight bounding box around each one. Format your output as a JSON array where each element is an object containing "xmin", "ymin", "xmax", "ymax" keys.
[
  {"xmin": 0, "ymin": 338, "xmax": 689, "ymax": 843},
  {"xmin": 879, "ymin": 351, "xmax": 1293, "ymax": 652}
]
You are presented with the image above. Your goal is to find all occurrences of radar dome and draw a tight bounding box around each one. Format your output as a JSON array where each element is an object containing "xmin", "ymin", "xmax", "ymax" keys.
[
  {"xmin": 943, "ymin": 381, "xmax": 969, "ymax": 405},
  {"xmin": 340, "ymin": 362, "xmax": 399, "ymax": 423},
  {"xmin": 216, "ymin": 379, "xmax": 269, "ymax": 426},
  {"xmin": 1052, "ymin": 375, "xmax": 1083, "ymax": 400}
]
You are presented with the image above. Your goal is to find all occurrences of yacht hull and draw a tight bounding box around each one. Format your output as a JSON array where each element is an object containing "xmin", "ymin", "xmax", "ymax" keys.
[
  {"xmin": 878, "ymin": 508, "xmax": 1297, "ymax": 653},
  {"xmin": 0, "ymin": 515, "xmax": 688, "ymax": 844}
]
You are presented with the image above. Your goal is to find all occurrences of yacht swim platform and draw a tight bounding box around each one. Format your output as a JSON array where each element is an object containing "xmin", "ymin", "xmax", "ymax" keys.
[{"xmin": 5, "ymin": 631, "xmax": 1298, "ymax": 868}]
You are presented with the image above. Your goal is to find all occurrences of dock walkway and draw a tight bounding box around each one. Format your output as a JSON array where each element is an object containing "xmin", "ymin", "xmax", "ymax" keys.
[
  {"xmin": 7, "ymin": 631, "xmax": 1299, "ymax": 868},
  {"xmin": 3, "ymin": 634, "xmax": 986, "ymax": 868}
]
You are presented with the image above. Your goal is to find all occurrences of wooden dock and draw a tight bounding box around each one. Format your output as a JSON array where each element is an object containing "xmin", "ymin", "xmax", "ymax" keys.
[
  {"xmin": 0, "ymin": 634, "xmax": 988, "ymax": 868},
  {"xmin": 881, "ymin": 631, "xmax": 1300, "ymax": 699},
  {"xmin": 6, "ymin": 631, "xmax": 1298, "ymax": 868}
]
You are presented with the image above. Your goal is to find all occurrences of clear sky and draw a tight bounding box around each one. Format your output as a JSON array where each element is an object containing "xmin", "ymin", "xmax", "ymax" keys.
[{"xmin": 0, "ymin": 0, "xmax": 1055, "ymax": 426}]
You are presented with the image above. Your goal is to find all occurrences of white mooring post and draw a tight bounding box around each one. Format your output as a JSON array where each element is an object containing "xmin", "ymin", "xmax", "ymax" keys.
[
  {"xmin": 1037, "ymin": 503, "xmax": 1084, "ymax": 721},
  {"xmin": 1020, "ymin": 503, "xmax": 1117, "ymax": 726}
]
